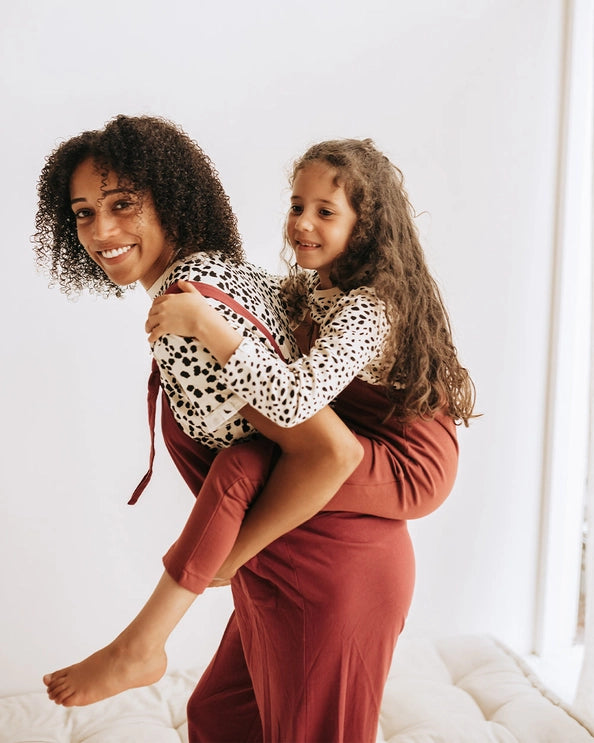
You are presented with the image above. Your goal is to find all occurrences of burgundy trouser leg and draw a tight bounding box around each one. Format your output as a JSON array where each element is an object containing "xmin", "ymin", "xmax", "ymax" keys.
[
  {"xmin": 157, "ymin": 383, "xmax": 450, "ymax": 741},
  {"xmin": 187, "ymin": 514, "xmax": 414, "ymax": 743},
  {"xmin": 187, "ymin": 612, "xmax": 263, "ymax": 743},
  {"xmin": 163, "ymin": 437, "xmax": 279, "ymax": 594}
]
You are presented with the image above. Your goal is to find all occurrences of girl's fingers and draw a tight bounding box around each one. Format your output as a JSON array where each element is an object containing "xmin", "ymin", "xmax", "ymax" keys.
[
  {"xmin": 145, "ymin": 312, "xmax": 163, "ymax": 335},
  {"xmin": 178, "ymin": 279, "xmax": 199, "ymax": 294}
]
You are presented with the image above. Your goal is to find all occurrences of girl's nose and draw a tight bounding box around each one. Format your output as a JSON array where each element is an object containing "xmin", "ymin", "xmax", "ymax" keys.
[{"xmin": 295, "ymin": 212, "xmax": 313, "ymax": 231}]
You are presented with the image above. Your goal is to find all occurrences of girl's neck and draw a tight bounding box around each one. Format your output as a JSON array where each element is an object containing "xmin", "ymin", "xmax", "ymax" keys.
[{"xmin": 316, "ymin": 270, "xmax": 333, "ymax": 290}]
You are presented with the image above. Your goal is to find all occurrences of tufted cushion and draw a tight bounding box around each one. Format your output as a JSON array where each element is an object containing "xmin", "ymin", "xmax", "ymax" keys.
[
  {"xmin": 1, "ymin": 635, "xmax": 592, "ymax": 743},
  {"xmin": 381, "ymin": 635, "xmax": 593, "ymax": 742}
]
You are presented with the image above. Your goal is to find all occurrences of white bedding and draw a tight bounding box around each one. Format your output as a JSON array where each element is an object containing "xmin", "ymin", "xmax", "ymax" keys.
[{"xmin": 1, "ymin": 635, "xmax": 592, "ymax": 743}]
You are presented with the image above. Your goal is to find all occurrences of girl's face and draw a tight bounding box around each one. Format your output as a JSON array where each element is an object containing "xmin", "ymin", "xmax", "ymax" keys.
[
  {"xmin": 287, "ymin": 161, "xmax": 357, "ymax": 288},
  {"xmin": 70, "ymin": 158, "xmax": 174, "ymax": 290}
]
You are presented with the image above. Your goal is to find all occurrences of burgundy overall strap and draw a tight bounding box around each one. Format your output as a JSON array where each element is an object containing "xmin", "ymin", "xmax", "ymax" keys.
[
  {"xmin": 128, "ymin": 281, "xmax": 285, "ymax": 505},
  {"xmin": 128, "ymin": 359, "xmax": 161, "ymax": 504},
  {"xmin": 185, "ymin": 281, "xmax": 285, "ymax": 358}
]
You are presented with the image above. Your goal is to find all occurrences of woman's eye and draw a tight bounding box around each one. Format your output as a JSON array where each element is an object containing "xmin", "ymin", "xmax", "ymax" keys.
[{"xmin": 113, "ymin": 199, "xmax": 134, "ymax": 211}]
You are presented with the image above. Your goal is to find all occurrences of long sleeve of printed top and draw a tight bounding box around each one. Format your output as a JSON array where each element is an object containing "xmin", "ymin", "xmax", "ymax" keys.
[
  {"xmin": 221, "ymin": 276, "xmax": 391, "ymax": 427},
  {"xmin": 148, "ymin": 252, "xmax": 298, "ymax": 449}
]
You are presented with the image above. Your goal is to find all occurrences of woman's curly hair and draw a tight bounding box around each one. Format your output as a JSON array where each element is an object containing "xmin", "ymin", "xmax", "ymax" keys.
[
  {"xmin": 282, "ymin": 138, "xmax": 476, "ymax": 426},
  {"xmin": 33, "ymin": 114, "xmax": 244, "ymax": 297}
]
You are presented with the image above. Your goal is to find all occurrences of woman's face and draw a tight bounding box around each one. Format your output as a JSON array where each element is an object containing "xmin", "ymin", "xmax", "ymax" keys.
[{"xmin": 70, "ymin": 158, "xmax": 174, "ymax": 290}]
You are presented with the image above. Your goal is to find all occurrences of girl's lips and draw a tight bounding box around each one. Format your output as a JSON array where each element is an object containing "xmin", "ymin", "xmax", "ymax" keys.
[{"xmin": 296, "ymin": 241, "xmax": 320, "ymax": 250}]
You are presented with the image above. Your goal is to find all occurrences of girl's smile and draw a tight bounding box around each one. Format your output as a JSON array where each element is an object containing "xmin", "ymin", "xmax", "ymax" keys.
[
  {"xmin": 287, "ymin": 161, "xmax": 357, "ymax": 288},
  {"xmin": 70, "ymin": 158, "xmax": 174, "ymax": 290}
]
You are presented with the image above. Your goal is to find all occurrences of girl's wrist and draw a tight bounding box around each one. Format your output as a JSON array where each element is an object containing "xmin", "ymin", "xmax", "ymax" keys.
[{"xmin": 196, "ymin": 309, "xmax": 242, "ymax": 365}]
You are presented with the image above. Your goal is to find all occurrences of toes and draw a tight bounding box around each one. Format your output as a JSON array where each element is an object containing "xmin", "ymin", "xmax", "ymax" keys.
[
  {"xmin": 45, "ymin": 672, "xmax": 72, "ymax": 701},
  {"xmin": 54, "ymin": 688, "xmax": 76, "ymax": 706},
  {"xmin": 59, "ymin": 691, "xmax": 78, "ymax": 707},
  {"xmin": 48, "ymin": 681, "xmax": 75, "ymax": 706},
  {"xmin": 44, "ymin": 668, "xmax": 67, "ymax": 685},
  {"xmin": 48, "ymin": 679, "xmax": 69, "ymax": 698}
]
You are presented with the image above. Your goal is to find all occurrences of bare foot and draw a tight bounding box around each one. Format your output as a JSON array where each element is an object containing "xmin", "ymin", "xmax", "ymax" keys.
[{"xmin": 42, "ymin": 635, "xmax": 167, "ymax": 707}]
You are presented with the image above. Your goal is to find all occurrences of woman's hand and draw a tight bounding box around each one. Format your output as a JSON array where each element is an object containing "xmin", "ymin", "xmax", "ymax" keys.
[{"xmin": 145, "ymin": 279, "xmax": 244, "ymax": 365}]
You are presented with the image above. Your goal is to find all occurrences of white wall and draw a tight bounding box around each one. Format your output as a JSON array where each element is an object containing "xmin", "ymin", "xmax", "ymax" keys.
[{"xmin": 0, "ymin": 0, "xmax": 564, "ymax": 696}]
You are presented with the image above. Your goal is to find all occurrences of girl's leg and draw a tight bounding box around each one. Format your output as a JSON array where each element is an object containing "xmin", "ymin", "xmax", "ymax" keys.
[
  {"xmin": 163, "ymin": 436, "xmax": 279, "ymax": 593},
  {"xmin": 215, "ymin": 404, "xmax": 364, "ymax": 579},
  {"xmin": 214, "ymin": 405, "xmax": 459, "ymax": 581},
  {"xmin": 327, "ymin": 377, "xmax": 460, "ymax": 520},
  {"xmin": 44, "ymin": 571, "xmax": 197, "ymax": 706},
  {"xmin": 43, "ymin": 393, "xmax": 454, "ymax": 707},
  {"xmin": 164, "ymin": 372, "xmax": 457, "ymax": 587},
  {"xmin": 323, "ymin": 415, "xmax": 459, "ymax": 520},
  {"xmin": 43, "ymin": 436, "xmax": 276, "ymax": 707}
]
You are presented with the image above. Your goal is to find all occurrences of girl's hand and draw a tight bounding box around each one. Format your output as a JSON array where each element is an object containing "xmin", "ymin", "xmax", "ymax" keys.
[
  {"xmin": 145, "ymin": 280, "xmax": 212, "ymax": 342},
  {"xmin": 145, "ymin": 279, "xmax": 244, "ymax": 365}
]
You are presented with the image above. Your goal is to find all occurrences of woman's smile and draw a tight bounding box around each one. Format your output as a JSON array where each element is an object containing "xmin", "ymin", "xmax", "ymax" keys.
[{"xmin": 98, "ymin": 244, "xmax": 135, "ymax": 260}]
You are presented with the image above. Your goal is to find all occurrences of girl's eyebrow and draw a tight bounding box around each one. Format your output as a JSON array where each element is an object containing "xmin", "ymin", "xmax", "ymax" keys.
[
  {"xmin": 290, "ymin": 195, "xmax": 338, "ymax": 206},
  {"xmin": 70, "ymin": 188, "xmax": 131, "ymax": 205}
]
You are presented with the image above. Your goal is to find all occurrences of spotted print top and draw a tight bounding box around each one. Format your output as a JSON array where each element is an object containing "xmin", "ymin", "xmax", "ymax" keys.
[
  {"xmin": 221, "ymin": 273, "xmax": 391, "ymax": 427},
  {"xmin": 148, "ymin": 252, "xmax": 299, "ymax": 449}
]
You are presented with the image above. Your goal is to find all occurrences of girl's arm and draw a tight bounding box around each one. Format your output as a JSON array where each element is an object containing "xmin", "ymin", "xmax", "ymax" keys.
[
  {"xmin": 147, "ymin": 279, "xmax": 387, "ymax": 427},
  {"xmin": 147, "ymin": 280, "xmax": 243, "ymax": 365},
  {"xmin": 147, "ymin": 280, "xmax": 365, "ymax": 580}
]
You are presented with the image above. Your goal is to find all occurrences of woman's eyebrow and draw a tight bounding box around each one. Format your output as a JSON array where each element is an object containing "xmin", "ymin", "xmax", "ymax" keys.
[{"xmin": 70, "ymin": 188, "xmax": 131, "ymax": 205}]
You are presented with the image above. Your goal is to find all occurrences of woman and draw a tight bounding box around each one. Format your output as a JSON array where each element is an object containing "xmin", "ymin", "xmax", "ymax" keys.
[{"xmin": 34, "ymin": 116, "xmax": 461, "ymax": 742}]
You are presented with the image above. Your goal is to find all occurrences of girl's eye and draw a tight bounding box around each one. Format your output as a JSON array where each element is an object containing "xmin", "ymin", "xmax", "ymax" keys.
[
  {"xmin": 74, "ymin": 208, "xmax": 92, "ymax": 220},
  {"xmin": 289, "ymin": 204, "xmax": 303, "ymax": 215},
  {"xmin": 319, "ymin": 209, "xmax": 333, "ymax": 217}
]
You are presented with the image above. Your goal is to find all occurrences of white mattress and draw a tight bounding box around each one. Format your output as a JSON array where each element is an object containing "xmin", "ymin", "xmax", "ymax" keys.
[{"xmin": 1, "ymin": 634, "xmax": 592, "ymax": 743}]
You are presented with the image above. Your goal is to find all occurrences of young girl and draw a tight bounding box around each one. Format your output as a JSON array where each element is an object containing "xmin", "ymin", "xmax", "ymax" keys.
[
  {"xmin": 143, "ymin": 138, "xmax": 475, "ymax": 742},
  {"xmin": 147, "ymin": 138, "xmax": 475, "ymax": 585},
  {"xmin": 39, "ymin": 123, "xmax": 474, "ymax": 742}
]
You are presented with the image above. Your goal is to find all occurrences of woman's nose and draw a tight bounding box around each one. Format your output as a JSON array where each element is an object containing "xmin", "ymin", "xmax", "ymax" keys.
[{"xmin": 92, "ymin": 211, "xmax": 118, "ymax": 241}]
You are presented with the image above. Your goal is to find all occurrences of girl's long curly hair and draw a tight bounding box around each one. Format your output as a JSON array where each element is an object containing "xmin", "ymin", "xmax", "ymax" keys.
[
  {"xmin": 33, "ymin": 114, "xmax": 244, "ymax": 297},
  {"xmin": 283, "ymin": 138, "xmax": 476, "ymax": 426}
]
